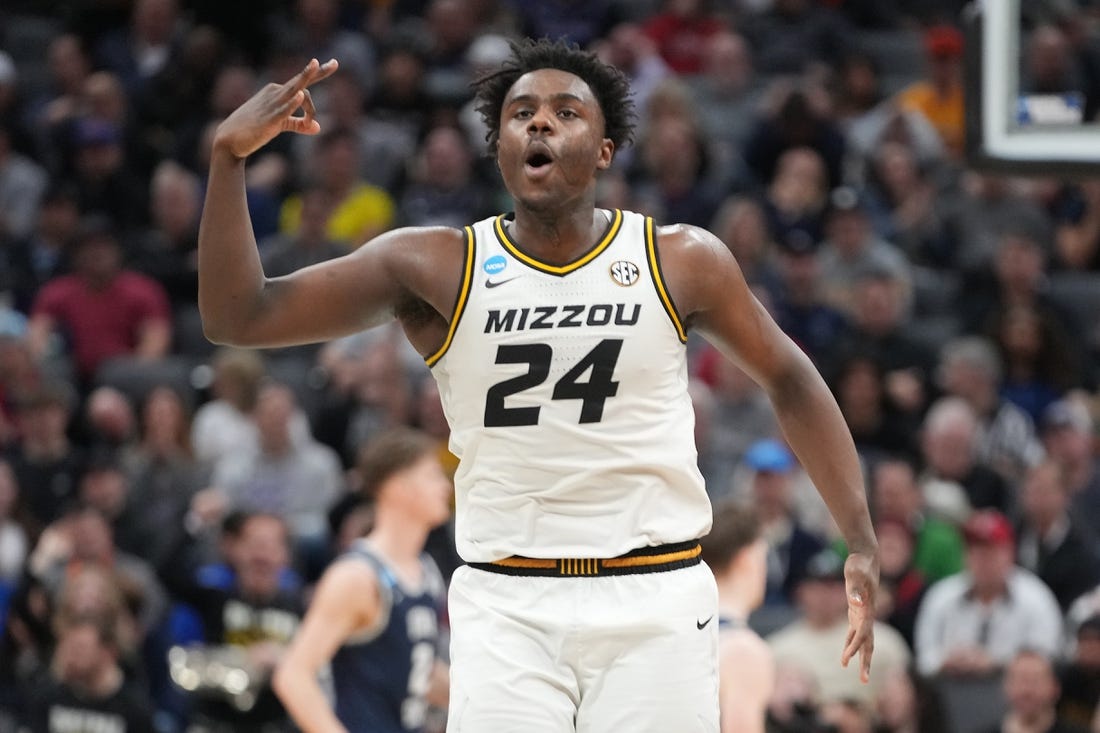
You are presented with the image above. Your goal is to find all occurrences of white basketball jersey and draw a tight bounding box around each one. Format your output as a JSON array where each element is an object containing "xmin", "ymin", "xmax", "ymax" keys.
[{"xmin": 429, "ymin": 209, "xmax": 711, "ymax": 562}]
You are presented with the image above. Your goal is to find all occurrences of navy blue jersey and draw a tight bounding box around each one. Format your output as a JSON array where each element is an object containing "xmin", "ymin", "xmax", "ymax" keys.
[{"xmin": 331, "ymin": 542, "xmax": 446, "ymax": 733}]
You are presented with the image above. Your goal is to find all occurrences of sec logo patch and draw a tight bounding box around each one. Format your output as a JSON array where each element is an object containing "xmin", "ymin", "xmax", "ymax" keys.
[{"xmin": 609, "ymin": 260, "xmax": 640, "ymax": 286}]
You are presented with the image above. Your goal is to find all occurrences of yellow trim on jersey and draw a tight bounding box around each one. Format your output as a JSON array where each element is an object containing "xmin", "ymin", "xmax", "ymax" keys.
[
  {"xmin": 491, "ymin": 556, "xmax": 558, "ymax": 570},
  {"xmin": 493, "ymin": 208, "xmax": 623, "ymax": 275},
  {"xmin": 600, "ymin": 544, "xmax": 701, "ymax": 569},
  {"xmin": 425, "ymin": 226, "xmax": 475, "ymax": 367},
  {"xmin": 645, "ymin": 217, "xmax": 688, "ymax": 343}
]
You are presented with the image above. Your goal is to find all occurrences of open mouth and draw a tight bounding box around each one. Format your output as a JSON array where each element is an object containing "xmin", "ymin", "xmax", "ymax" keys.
[{"xmin": 526, "ymin": 152, "xmax": 552, "ymax": 167}]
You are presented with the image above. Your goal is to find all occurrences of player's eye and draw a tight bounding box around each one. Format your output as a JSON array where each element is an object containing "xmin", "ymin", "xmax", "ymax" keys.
[
  {"xmin": 558, "ymin": 109, "xmax": 578, "ymax": 119},
  {"xmin": 514, "ymin": 109, "xmax": 533, "ymax": 119}
]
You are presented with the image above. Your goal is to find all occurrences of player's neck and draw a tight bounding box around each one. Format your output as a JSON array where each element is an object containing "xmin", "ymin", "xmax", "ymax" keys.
[
  {"xmin": 366, "ymin": 513, "xmax": 429, "ymax": 564},
  {"xmin": 509, "ymin": 203, "xmax": 606, "ymax": 265}
]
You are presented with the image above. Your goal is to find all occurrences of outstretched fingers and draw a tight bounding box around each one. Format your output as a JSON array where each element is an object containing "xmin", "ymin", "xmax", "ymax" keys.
[{"xmin": 284, "ymin": 58, "xmax": 340, "ymax": 98}]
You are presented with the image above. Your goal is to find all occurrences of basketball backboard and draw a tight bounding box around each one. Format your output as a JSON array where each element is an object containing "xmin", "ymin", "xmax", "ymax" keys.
[{"xmin": 964, "ymin": 0, "xmax": 1100, "ymax": 174}]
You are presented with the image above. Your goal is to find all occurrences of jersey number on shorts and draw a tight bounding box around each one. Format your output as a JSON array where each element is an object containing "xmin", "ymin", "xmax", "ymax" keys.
[{"xmin": 484, "ymin": 339, "xmax": 623, "ymax": 427}]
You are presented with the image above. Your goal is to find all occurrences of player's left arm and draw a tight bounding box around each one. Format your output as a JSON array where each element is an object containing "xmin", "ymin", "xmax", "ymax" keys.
[{"xmin": 659, "ymin": 223, "xmax": 879, "ymax": 680}]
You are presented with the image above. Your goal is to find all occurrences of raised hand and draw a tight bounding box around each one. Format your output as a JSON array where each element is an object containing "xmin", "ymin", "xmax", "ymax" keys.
[
  {"xmin": 213, "ymin": 58, "xmax": 339, "ymax": 161},
  {"xmin": 840, "ymin": 550, "xmax": 879, "ymax": 683}
]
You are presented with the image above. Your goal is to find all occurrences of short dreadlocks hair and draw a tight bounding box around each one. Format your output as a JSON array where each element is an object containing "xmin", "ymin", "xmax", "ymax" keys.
[{"xmin": 473, "ymin": 37, "xmax": 635, "ymax": 156}]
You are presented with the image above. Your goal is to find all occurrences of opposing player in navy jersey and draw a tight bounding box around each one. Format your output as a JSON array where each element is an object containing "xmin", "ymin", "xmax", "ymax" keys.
[
  {"xmin": 701, "ymin": 500, "xmax": 775, "ymax": 733},
  {"xmin": 272, "ymin": 428, "xmax": 450, "ymax": 733},
  {"xmin": 199, "ymin": 38, "xmax": 877, "ymax": 732}
]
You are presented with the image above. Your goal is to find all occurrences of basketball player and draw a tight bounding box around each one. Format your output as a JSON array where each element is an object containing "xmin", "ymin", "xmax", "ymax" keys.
[
  {"xmin": 700, "ymin": 500, "xmax": 775, "ymax": 733},
  {"xmin": 198, "ymin": 39, "xmax": 878, "ymax": 732},
  {"xmin": 272, "ymin": 428, "xmax": 450, "ymax": 732}
]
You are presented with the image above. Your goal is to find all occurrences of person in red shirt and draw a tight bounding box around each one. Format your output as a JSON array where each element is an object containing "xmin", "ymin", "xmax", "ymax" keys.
[
  {"xmin": 28, "ymin": 215, "xmax": 171, "ymax": 385},
  {"xmin": 643, "ymin": 0, "xmax": 728, "ymax": 75}
]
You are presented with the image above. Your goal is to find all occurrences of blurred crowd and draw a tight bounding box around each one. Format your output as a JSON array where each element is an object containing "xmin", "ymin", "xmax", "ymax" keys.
[{"xmin": 1, "ymin": 0, "xmax": 1100, "ymax": 731}]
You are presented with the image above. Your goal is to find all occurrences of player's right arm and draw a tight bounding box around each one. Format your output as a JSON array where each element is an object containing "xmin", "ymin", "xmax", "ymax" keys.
[
  {"xmin": 198, "ymin": 58, "xmax": 463, "ymax": 350},
  {"xmin": 272, "ymin": 559, "xmax": 380, "ymax": 733}
]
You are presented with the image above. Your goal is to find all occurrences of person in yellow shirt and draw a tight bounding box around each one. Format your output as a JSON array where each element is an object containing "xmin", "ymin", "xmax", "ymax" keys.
[
  {"xmin": 896, "ymin": 25, "xmax": 965, "ymax": 159},
  {"xmin": 279, "ymin": 127, "xmax": 395, "ymax": 247}
]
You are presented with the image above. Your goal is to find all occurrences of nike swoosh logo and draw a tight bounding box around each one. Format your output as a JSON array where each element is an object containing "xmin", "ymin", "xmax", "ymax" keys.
[
  {"xmin": 696, "ymin": 616, "xmax": 713, "ymax": 630},
  {"xmin": 485, "ymin": 276, "xmax": 520, "ymax": 289}
]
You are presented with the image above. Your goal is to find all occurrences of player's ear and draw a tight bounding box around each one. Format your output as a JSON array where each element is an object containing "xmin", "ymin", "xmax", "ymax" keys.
[{"xmin": 597, "ymin": 138, "xmax": 614, "ymax": 170}]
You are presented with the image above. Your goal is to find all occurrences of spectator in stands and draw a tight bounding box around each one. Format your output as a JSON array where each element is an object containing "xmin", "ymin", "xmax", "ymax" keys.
[
  {"xmin": 693, "ymin": 351, "xmax": 778, "ymax": 499},
  {"xmin": 26, "ymin": 506, "xmax": 168, "ymax": 648},
  {"xmin": 422, "ymin": 0, "xmax": 480, "ymax": 105},
  {"xmin": 831, "ymin": 52, "xmax": 883, "ymax": 128},
  {"xmin": 768, "ymin": 549, "xmax": 910, "ymax": 707},
  {"xmin": 291, "ymin": 67, "xmax": 415, "ymax": 194},
  {"xmin": 645, "ymin": 0, "xmax": 729, "ymax": 76},
  {"xmin": 700, "ymin": 500, "xmax": 774, "ymax": 733},
  {"xmin": 746, "ymin": 87, "xmax": 846, "ymax": 193},
  {"xmin": 8, "ymin": 383, "xmax": 85, "ymax": 532},
  {"xmin": 895, "ymin": 24, "xmax": 965, "ymax": 158},
  {"xmin": 1059, "ymin": 614, "xmax": 1100, "ymax": 731},
  {"xmin": 398, "ymin": 124, "xmax": 495, "ymax": 228},
  {"xmin": 20, "ymin": 611, "xmax": 156, "ymax": 732},
  {"xmin": 634, "ymin": 111, "xmax": 723, "ymax": 228},
  {"xmin": 871, "ymin": 517, "xmax": 926, "ymax": 647},
  {"xmin": 771, "ymin": 224, "xmax": 851, "ymax": 368},
  {"xmin": 290, "ymin": 0, "xmax": 375, "ymax": 92},
  {"xmin": 131, "ymin": 161, "xmax": 202, "ymax": 314},
  {"xmin": 593, "ymin": 23, "xmax": 673, "ymax": 145},
  {"xmin": 938, "ymin": 336, "xmax": 1046, "ymax": 484},
  {"xmin": 278, "ymin": 127, "xmax": 395, "ymax": 248},
  {"xmin": 1040, "ymin": 397, "xmax": 1100, "ymax": 537},
  {"xmin": 120, "ymin": 385, "xmax": 206, "ymax": 572},
  {"xmin": 28, "ymin": 215, "xmax": 172, "ymax": 386},
  {"xmin": 94, "ymin": 0, "xmax": 185, "ymax": 99},
  {"xmin": 165, "ymin": 512, "xmax": 303, "ymax": 732},
  {"xmin": 862, "ymin": 140, "xmax": 943, "ymax": 263},
  {"xmin": 737, "ymin": 439, "xmax": 826, "ymax": 606},
  {"xmin": 1015, "ymin": 460, "xmax": 1100, "ymax": 610},
  {"xmin": 0, "ymin": 122, "xmax": 48, "ymax": 245},
  {"xmin": 210, "ymin": 381, "xmax": 343, "ymax": 549},
  {"xmin": 919, "ymin": 396, "xmax": 1012, "ymax": 516},
  {"xmin": 982, "ymin": 650, "xmax": 1090, "ymax": 733},
  {"xmin": 913, "ymin": 509, "xmax": 1063, "ymax": 677},
  {"xmin": 817, "ymin": 188, "xmax": 911, "ymax": 318},
  {"xmin": 710, "ymin": 196, "xmax": 783, "ymax": 300},
  {"xmin": 828, "ymin": 268, "xmax": 933, "ymax": 427},
  {"xmin": 4, "ymin": 182, "xmax": 79, "ymax": 315},
  {"xmin": 1054, "ymin": 179, "xmax": 1100, "ymax": 271},
  {"xmin": 368, "ymin": 43, "xmax": 432, "ymax": 142},
  {"xmin": 829, "ymin": 354, "xmax": 918, "ymax": 465},
  {"xmin": 260, "ymin": 183, "xmax": 343, "ymax": 277},
  {"xmin": 29, "ymin": 33, "xmax": 92, "ymax": 160},
  {"xmin": 761, "ymin": 145, "xmax": 832, "ymax": 250},
  {"xmin": 870, "ymin": 458, "xmax": 964, "ymax": 583},
  {"xmin": 872, "ymin": 666, "xmax": 950, "ymax": 733},
  {"xmin": 988, "ymin": 302, "xmax": 1081, "ymax": 424},
  {"xmin": 940, "ymin": 173, "xmax": 1052, "ymax": 275},
  {"xmin": 314, "ymin": 336, "xmax": 417, "ymax": 467},
  {"xmin": 70, "ymin": 117, "xmax": 149, "ymax": 232},
  {"xmin": 191, "ymin": 347, "xmax": 265, "ymax": 467}
]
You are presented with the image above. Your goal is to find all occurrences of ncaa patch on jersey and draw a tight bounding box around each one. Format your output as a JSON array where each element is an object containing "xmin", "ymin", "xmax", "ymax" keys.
[
  {"xmin": 609, "ymin": 260, "xmax": 640, "ymax": 287},
  {"xmin": 483, "ymin": 255, "xmax": 507, "ymax": 275}
]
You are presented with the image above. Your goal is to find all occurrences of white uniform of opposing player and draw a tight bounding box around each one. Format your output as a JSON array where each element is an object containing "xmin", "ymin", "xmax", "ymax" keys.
[{"xmin": 431, "ymin": 208, "xmax": 719, "ymax": 732}]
